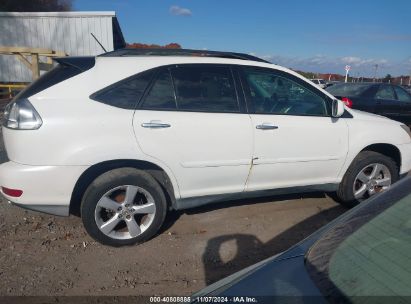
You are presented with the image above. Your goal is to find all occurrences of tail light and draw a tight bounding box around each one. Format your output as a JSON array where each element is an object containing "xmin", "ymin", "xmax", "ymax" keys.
[
  {"xmin": 3, "ymin": 99, "xmax": 43, "ymax": 130},
  {"xmin": 2, "ymin": 187, "xmax": 23, "ymax": 197},
  {"xmin": 341, "ymin": 97, "xmax": 353, "ymax": 108}
]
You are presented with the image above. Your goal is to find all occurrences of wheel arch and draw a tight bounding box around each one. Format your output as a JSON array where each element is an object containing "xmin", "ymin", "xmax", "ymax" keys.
[
  {"xmin": 360, "ymin": 143, "xmax": 401, "ymax": 170},
  {"xmin": 69, "ymin": 159, "xmax": 178, "ymax": 216},
  {"xmin": 338, "ymin": 143, "xmax": 402, "ymax": 181}
]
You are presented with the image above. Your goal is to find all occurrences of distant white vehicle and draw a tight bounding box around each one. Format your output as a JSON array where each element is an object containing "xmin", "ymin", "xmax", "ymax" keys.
[
  {"xmin": 311, "ymin": 78, "xmax": 327, "ymax": 88},
  {"xmin": 1, "ymin": 49, "xmax": 411, "ymax": 246}
]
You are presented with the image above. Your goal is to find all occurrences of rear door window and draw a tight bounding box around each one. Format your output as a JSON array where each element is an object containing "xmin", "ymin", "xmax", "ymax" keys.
[
  {"xmin": 141, "ymin": 69, "xmax": 177, "ymax": 110},
  {"xmin": 140, "ymin": 65, "xmax": 240, "ymax": 113},
  {"xmin": 170, "ymin": 65, "xmax": 239, "ymax": 112}
]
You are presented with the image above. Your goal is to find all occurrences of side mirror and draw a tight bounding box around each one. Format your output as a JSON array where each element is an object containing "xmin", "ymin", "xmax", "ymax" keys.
[{"xmin": 332, "ymin": 99, "xmax": 345, "ymax": 118}]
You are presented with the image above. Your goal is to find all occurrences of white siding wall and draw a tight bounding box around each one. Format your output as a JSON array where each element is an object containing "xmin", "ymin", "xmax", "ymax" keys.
[{"xmin": 0, "ymin": 12, "xmax": 116, "ymax": 82}]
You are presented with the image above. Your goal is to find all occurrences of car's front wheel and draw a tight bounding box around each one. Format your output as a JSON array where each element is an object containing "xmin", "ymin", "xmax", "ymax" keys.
[
  {"xmin": 337, "ymin": 151, "xmax": 399, "ymax": 207},
  {"xmin": 81, "ymin": 168, "xmax": 167, "ymax": 246}
]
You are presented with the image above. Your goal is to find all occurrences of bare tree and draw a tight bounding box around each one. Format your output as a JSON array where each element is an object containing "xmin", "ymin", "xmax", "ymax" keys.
[{"xmin": 0, "ymin": 0, "xmax": 72, "ymax": 12}]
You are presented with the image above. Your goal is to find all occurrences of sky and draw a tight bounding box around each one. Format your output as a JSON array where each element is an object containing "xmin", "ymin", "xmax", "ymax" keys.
[{"xmin": 74, "ymin": 0, "xmax": 411, "ymax": 77}]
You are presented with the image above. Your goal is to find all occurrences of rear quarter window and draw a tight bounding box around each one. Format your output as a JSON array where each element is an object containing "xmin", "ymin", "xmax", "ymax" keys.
[{"xmin": 91, "ymin": 69, "xmax": 155, "ymax": 109}]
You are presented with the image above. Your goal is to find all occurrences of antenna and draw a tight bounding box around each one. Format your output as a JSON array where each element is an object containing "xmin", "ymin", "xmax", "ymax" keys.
[{"xmin": 91, "ymin": 33, "xmax": 107, "ymax": 53}]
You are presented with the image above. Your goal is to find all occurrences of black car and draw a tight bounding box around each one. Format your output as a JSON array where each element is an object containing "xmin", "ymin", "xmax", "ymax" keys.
[
  {"xmin": 326, "ymin": 83, "xmax": 411, "ymax": 125},
  {"xmin": 324, "ymin": 81, "xmax": 341, "ymax": 89},
  {"xmin": 402, "ymin": 85, "xmax": 411, "ymax": 94},
  {"xmin": 193, "ymin": 177, "xmax": 411, "ymax": 303}
]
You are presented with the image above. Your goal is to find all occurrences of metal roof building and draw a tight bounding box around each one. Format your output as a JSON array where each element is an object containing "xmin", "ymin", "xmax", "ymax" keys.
[{"xmin": 0, "ymin": 11, "xmax": 126, "ymax": 82}]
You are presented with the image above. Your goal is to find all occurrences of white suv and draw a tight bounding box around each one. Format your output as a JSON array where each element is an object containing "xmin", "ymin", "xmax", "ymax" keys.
[{"xmin": 1, "ymin": 49, "xmax": 411, "ymax": 246}]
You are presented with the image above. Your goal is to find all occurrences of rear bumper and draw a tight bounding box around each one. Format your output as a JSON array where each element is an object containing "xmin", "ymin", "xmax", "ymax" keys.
[
  {"xmin": 0, "ymin": 161, "xmax": 88, "ymax": 216},
  {"xmin": 399, "ymin": 142, "xmax": 411, "ymax": 175},
  {"xmin": 8, "ymin": 201, "xmax": 69, "ymax": 216}
]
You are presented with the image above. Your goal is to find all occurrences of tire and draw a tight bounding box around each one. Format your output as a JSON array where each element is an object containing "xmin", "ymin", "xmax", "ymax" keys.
[
  {"xmin": 337, "ymin": 151, "xmax": 399, "ymax": 207},
  {"xmin": 80, "ymin": 168, "xmax": 167, "ymax": 246}
]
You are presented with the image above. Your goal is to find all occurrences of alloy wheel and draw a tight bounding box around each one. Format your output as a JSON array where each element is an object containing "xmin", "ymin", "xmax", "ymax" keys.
[
  {"xmin": 353, "ymin": 163, "xmax": 392, "ymax": 200},
  {"xmin": 94, "ymin": 185, "xmax": 156, "ymax": 240}
]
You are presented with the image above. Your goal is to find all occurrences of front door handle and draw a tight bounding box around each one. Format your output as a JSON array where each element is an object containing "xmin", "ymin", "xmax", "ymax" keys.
[
  {"xmin": 141, "ymin": 120, "xmax": 171, "ymax": 128},
  {"xmin": 256, "ymin": 123, "xmax": 279, "ymax": 130}
]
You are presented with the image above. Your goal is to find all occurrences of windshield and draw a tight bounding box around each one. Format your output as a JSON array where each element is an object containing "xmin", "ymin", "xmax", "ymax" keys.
[
  {"xmin": 306, "ymin": 177, "xmax": 411, "ymax": 301},
  {"xmin": 319, "ymin": 79, "xmax": 325, "ymax": 84},
  {"xmin": 326, "ymin": 83, "xmax": 371, "ymax": 97}
]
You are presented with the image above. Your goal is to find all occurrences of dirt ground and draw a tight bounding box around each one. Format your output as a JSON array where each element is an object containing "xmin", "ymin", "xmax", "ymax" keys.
[{"xmin": 0, "ymin": 190, "xmax": 346, "ymax": 296}]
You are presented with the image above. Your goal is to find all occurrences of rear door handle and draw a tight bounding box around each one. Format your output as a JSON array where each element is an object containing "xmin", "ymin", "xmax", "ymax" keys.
[
  {"xmin": 256, "ymin": 123, "xmax": 279, "ymax": 130},
  {"xmin": 141, "ymin": 120, "xmax": 171, "ymax": 128}
]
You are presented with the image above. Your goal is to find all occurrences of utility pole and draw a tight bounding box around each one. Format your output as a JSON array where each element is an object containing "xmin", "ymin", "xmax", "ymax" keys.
[
  {"xmin": 373, "ymin": 64, "xmax": 378, "ymax": 82},
  {"xmin": 345, "ymin": 65, "xmax": 351, "ymax": 83}
]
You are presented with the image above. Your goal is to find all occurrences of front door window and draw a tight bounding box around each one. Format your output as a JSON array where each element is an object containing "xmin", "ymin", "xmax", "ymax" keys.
[{"xmin": 242, "ymin": 68, "xmax": 328, "ymax": 116}]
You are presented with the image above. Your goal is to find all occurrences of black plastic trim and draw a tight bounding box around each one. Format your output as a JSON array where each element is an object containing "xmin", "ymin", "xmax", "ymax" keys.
[
  {"xmin": 341, "ymin": 110, "xmax": 353, "ymax": 118},
  {"xmin": 53, "ymin": 56, "xmax": 95, "ymax": 71},
  {"xmin": 173, "ymin": 183, "xmax": 338, "ymax": 210},
  {"xmin": 231, "ymin": 66, "xmax": 248, "ymax": 113}
]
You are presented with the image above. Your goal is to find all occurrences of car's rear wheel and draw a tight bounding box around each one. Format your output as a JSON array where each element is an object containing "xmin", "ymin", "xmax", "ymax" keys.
[
  {"xmin": 81, "ymin": 168, "xmax": 167, "ymax": 246},
  {"xmin": 337, "ymin": 151, "xmax": 399, "ymax": 207}
]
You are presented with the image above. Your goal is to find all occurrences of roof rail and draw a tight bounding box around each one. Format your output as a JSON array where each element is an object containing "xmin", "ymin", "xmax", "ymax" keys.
[{"xmin": 98, "ymin": 48, "xmax": 270, "ymax": 63}]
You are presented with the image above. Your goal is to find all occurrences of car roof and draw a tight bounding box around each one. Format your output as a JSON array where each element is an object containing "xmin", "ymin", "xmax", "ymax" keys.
[{"xmin": 99, "ymin": 48, "xmax": 270, "ymax": 64}]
